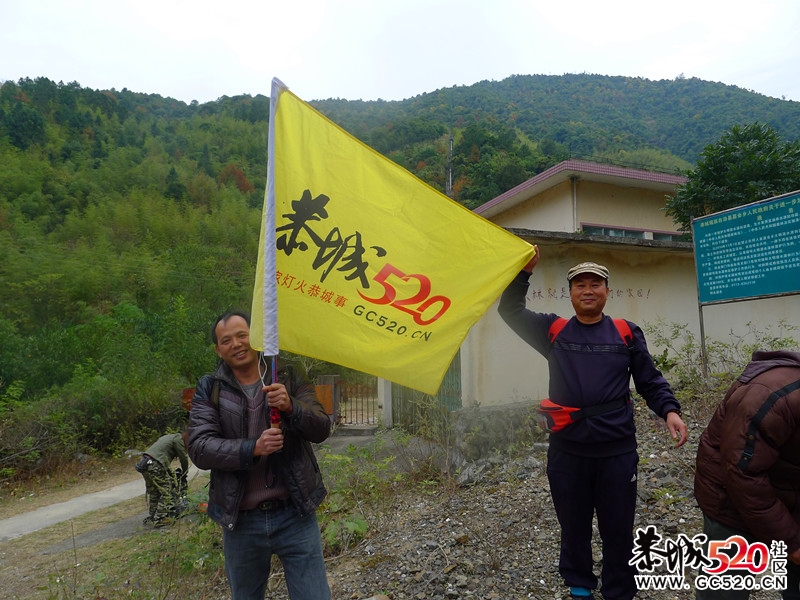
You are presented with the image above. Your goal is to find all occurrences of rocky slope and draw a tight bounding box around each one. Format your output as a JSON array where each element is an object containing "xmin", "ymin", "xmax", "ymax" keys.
[{"xmin": 269, "ymin": 406, "xmax": 775, "ymax": 600}]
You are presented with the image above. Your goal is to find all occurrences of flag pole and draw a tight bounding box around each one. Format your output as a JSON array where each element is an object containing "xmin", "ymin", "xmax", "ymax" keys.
[{"xmin": 265, "ymin": 78, "xmax": 287, "ymax": 428}]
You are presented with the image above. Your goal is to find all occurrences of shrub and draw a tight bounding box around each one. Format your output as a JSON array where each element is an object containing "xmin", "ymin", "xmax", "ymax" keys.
[{"xmin": 643, "ymin": 318, "xmax": 799, "ymax": 423}]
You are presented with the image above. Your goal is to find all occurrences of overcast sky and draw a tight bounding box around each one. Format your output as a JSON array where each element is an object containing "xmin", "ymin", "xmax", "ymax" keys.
[{"xmin": 2, "ymin": 0, "xmax": 799, "ymax": 105}]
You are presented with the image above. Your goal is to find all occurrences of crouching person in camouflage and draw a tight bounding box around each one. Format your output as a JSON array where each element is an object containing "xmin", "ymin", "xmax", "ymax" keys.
[{"xmin": 135, "ymin": 431, "xmax": 189, "ymax": 527}]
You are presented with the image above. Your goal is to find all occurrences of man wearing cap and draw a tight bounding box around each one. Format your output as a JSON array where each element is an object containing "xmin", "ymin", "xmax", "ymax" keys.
[{"xmin": 498, "ymin": 246, "xmax": 688, "ymax": 600}]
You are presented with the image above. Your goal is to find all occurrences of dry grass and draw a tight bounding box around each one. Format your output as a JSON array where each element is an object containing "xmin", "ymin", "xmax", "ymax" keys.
[{"xmin": 0, "ymin": 471, "xmax": 225, "ymax": 600}]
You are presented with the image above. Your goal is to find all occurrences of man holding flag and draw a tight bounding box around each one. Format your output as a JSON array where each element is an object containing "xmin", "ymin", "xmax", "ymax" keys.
[{"xmin": 188, "ymin": 311, "xmax": 331, "ymax": 600}]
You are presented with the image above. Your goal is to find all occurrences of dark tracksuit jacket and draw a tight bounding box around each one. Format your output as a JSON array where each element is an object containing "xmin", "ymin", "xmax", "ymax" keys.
[{"xmin": 498, "ymin": 269, "xmax": 681, "ymax": 456}]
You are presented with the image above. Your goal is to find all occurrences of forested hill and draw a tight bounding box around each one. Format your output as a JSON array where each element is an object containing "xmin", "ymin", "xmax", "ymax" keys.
[
  {"xmin": 1, "ymin": 73, "xmax": 799, "ymax": 455},
  {"xmin": 318, "ymin": 73, "xmax": 800, "ymax": 164},
  {"xmin": 3, "ymin": 74, "xmax": 799, "ymax": 210},
  {"xmin": 382, "ymin": 75, "xmax": 800, "ymax": 163}
]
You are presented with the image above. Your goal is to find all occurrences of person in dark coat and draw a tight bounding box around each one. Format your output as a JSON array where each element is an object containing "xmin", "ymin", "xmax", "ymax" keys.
[
  {"xmin": 694, "ymin": 350, "xmax": 800, "ymax": 599},
  {"xmin": 188, "ymin": 311, "xmax": 331, "ymax": 600}
]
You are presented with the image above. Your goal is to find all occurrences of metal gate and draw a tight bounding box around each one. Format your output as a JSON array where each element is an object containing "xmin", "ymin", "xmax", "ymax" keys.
[
  {"xmin": 337, "ymin": 372, "xmax": 378, "ymax": 426},
  {"xmin": 391, "ymin": 349, "xmax": 461, "ymax": 431}
]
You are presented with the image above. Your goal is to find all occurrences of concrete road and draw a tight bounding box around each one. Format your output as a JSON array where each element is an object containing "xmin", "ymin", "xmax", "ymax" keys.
[{"xmin": 0, "ymin": 465, "xmax": 205, "ymax": 542}]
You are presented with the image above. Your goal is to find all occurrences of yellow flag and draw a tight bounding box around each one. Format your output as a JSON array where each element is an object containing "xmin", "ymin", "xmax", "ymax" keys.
[{"xmin": 252, "ymin": 79, "xmax": 533, "ymax": 394}]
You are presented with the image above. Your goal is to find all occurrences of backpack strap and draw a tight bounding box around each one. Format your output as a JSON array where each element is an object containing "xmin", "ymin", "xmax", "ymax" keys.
[
  {"xmin": 548, "ymin": 317, "xmax": 633, "ymax": 347},
  {"xmin": 612, "ymin": 318, "xmax": 633, "ymax": 347},
  {"xmin": 547, "ymin": 318, "xmax": 569, "ymax": 343},
  {"xmin": 737, "ymin": 376, "xmax": 800, "ymax": 471},
  {"xmin": 211, "ymin": 380, "xmax": 220, "ymax": 406}
]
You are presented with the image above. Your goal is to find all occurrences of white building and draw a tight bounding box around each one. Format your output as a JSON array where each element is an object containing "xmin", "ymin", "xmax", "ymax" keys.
[{"xmin": 458, "ymin": 160, "xmax": 800, "ymax": 408}]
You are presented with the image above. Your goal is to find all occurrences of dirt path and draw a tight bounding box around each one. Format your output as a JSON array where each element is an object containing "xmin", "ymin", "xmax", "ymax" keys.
[
  {"xmin": 0, "ymin": 479, "xmax": 144, "ymax": 542},
  {"xmin": 0, "ymin": 466, "xmax": 205, "ymax": 543},
  {"xmin": 0, "ymin": 430, "xmax": 378, "ymax": 599},
  {"xmin": 0, "ymin": 430, "xmax": 373, "ymax": 544}
]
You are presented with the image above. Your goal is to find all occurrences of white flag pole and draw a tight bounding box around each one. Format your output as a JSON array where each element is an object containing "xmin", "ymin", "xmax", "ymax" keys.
[
  {"xmin": 262, "ymin": 78, "xmax": 286, "ymax": 357},
  {"xmin": 264, "ymin": 78, "xmax": 287, "ymax": 427}
]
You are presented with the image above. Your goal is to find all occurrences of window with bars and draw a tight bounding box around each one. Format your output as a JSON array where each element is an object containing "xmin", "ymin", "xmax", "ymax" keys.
[{"xmin": 582, "ymin": 225, "xmax": 682, "ymax": 242}]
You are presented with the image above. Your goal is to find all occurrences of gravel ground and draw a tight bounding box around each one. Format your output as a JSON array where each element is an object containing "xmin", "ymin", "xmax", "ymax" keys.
[
  {"xmin": 5, "ymin": 404, "xmax": 787, "ymax": 600},
  {"xmin": 286, "ymin": 406, "xmax": 779, "ymax": 600}
]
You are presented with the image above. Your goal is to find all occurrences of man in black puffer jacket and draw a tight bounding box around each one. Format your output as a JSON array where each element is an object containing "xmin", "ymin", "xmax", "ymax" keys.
[
  {"xmin": 188, "ymin": 311, "xmax": 331, "ymax": 600},
  {"xmin": 694, "ymin": 350, "xmax": 800, "ymax": 599}
]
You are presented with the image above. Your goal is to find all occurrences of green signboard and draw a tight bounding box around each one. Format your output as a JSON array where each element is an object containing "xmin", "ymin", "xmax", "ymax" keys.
[{"xmin": 692, "ymin": 191, "xmax": 800, "ymax": 305}]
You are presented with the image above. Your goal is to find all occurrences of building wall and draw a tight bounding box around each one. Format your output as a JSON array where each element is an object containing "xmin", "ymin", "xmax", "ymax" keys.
[
  {"xmin": 462, "ymin": 166, "xmax": 800, "ymax": 411},
  {"xmin": 462, "ymin": 242, "xmax": 692, "ymax": 406},
  {"xmin": 489, "ymin": 179, "xmax": 680, "ymax": 236},
  {"xmin": 576, "ymin": 181, "xmax": 680, "ymax": 234},
  {"xmin": 491, "ymin": 182, "xmax": 573, "ymax": 231}
]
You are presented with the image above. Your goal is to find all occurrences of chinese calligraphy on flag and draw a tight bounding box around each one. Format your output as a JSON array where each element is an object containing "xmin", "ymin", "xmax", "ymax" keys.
[{"xmin": 251, "ymin": 78, "xmax": 533, "ymax": 394}]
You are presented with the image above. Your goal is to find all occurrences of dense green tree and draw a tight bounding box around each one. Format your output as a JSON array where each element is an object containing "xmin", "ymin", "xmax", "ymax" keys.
[
  {"xmin": 451, "ymin": 118, "xmax": 546, "ymax": 207},
  {"xmin": 197, "ymin": 142, "xmax": 215, "ymax": 177},
  {"xmin": 2, "ymin": 101, "xmax": 46, "ymax": 149},
  {"xmin": 665, "ymin": 122, "xmax": 800, "ymax": 232},
  {"xmin": 164, "ymin": 166, "xmax": 187, "ymax": 199},
  {"xmin": 0, "ymin": 318, "xmax": 26, "ymax": 389}
]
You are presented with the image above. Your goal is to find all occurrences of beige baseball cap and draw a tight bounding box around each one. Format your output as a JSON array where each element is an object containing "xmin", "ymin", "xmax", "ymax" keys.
[{"xmin": 567, "ymin": 262, "xmax": 609, "ymax": 281}]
